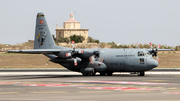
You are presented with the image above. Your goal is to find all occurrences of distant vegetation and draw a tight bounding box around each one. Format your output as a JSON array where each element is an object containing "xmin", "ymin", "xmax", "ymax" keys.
[
  {"xmin": 54, "ymin": 35, "xmax": 85, "ymax": 43},
  {"xmin": 88, "ymin": 36, "xmax": 100, "ymax": 43},
  {"xmin": 0, "ymin": 35, "xmax": 177, "ymax": 52},
  {"xmin": 69, "ymin": 35, "xmax": 85, "ymax": 43}
]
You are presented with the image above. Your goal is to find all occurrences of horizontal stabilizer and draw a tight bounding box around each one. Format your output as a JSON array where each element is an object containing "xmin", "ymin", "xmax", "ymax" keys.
[{"xmin": 7, "ymin": 49, "xmax": 61, "ymax": 54}]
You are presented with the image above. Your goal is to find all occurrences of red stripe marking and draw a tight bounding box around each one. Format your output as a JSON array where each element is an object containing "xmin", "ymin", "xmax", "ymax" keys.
[
  {"xmin": 71, "ymin": 81, "xmax": 169, "ymax": 85},
  {"xmin": 107, "ymin": 50, "xmax": 114, "ymax": 68},
  {"xmin": 19, "ymin": 84, "xmax": 84, "ymax": 87},
  {"xmin": 166, "ymin": 92, "xmax": 180, "ymax": 94},
  {"xmin": 83, "ymin": 87, "xmax": 160, "ymax": 91},
  {"xmin": 0, "ymin": 82, "xmax": 16, "ymax": 84}
]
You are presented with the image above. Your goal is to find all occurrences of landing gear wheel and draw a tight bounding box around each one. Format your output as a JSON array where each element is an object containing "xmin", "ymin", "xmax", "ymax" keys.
[
  {"xmin": 107, "ymin": 72, "xmax": 113, "ymax": 76},
  {"xmin": 91, "ymin": 70, "xmax": 96, "ymax": 76},
  {"xmin": 100, "ymin": 72, "xmax": 106, "ymax": 76},
  {"xmin": 138, "ymin": 71, "xmax": 145, "ymax": 76},
  {"xmin": 91, "ymin": 72, "xmax": 96, "ymax": 76},
  {"xmin": 82, "ymin": 73, "xmax": 88, "ymax": 76}
]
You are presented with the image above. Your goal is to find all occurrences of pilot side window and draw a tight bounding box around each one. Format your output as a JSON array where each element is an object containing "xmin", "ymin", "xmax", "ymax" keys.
[
  {"xmin": 140, "ymin": 58, "xmax": 144, "ymax": 62},
  {"xmin": 138, "ymin": 51, "xmax": 144, "ymax": 56},
  {"xmin": 139, "ymin": 58, "xmax": 144, "ymax": 64}
]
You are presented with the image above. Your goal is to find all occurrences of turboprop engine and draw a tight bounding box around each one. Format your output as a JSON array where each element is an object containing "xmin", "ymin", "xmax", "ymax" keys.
[{"xmin": 80, "ymin": 61, "xmax": 107, "ymax": 76}]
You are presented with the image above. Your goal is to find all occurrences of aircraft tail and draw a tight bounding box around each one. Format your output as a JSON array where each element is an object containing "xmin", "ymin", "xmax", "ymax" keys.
[{"xmin": 34, "ymin": 12, "xmax": 64, "ymax": 49}]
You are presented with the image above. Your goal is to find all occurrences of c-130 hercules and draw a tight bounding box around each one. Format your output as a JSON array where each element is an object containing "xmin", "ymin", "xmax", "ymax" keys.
[{"xmin": 8, "ymin": 12, "xmax": 173, "ymax": 76}]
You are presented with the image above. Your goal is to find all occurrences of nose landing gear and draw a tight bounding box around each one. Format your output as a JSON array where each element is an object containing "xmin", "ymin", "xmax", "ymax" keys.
[{"xmin": 138, "ymin": 71, "xmax": 145, "ymax": 76}]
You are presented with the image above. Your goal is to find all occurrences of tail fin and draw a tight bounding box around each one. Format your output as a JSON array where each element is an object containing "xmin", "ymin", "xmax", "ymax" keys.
[{"xmin": 34, "ymin": 12, "xmax": 63, "ymax": 49}]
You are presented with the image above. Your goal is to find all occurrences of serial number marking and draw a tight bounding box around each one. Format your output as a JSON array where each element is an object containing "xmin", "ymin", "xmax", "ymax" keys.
[{"xmin": 116, "ymin": 55, "xmax": 135, "ymax": 57}]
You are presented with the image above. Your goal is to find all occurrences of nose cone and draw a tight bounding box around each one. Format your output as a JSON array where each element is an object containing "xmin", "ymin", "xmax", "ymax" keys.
[
  {"xmin": 147, "ymin": 59, "xmax": 159, "ymax": 68},
  {"xmin": 154, "ymin": 60, "xmax": 158, "ymax": 67}
]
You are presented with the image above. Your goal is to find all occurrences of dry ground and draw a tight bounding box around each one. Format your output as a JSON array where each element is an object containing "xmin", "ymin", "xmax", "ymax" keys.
[{"xmin": 0, "ymin": 52, "xmax": 180, "ymax": 69}]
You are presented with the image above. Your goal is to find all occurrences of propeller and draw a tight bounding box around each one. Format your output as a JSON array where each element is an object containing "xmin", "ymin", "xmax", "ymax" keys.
[
  {"xmin": 136, "ymin": 42, "xmax": 140, "ymax": 48},
  {"xmin": 89, "ymin": 49, "xmax": 105, "ymax": 67},
  {"xmin": 65, "ymin": 40, "xmax": 84, "ymax": 66},
  {"xmin": 149, "ymin": 42, "xmax": 161, "ymax": 62}
]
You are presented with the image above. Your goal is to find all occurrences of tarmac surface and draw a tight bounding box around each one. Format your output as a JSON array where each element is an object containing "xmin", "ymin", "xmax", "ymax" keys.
[{"xmin": 0, "ymin": 69, "xmax": 180, "ymax": 101}]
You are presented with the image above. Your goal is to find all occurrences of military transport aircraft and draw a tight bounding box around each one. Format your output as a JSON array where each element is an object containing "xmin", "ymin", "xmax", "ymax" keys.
[{"xmin": 8, "ymin": 12, "xmax": 173, "ymax": 76}]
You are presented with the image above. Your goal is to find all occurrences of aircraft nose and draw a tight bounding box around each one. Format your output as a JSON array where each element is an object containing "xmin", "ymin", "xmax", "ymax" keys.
[
  {"xmin": 154, "ymin": 60, "xmax": 158, "ymax": 67},
  {"xmin": 147, "ymin": 59, "xmax": 158, "ymax": 68}
]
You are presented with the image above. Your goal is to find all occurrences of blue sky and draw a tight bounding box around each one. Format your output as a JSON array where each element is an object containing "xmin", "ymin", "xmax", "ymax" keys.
[{"xmin": 0, "ymin": 0, "xmax": 180, "ymax": 46}]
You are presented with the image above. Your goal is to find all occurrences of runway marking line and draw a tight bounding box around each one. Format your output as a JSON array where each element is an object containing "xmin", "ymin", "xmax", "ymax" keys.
[
  {"xmin": 124, "ymin": 90, "xmax": 154, "ymax": 92},
  {"xmin": 31, "ymin": 91, "xmax": 67, "ymax": 94},
  {"xmin": 144, "ymin": 80, "xmax": 168, "ymax": 82},
  {"xmin": 163, "ymin": 92, "xmax": 180, "ymax": 94},
  {"xmin": 0, "ymin": 92, "xmax": 19, "ymax": 94},
  {"xmin": 166, "ymin": 88, "xmax": 177, "ymax": 90},
  {"xmin": 82, "ymin": 87, "xmax": 160, "ymax": 91},
  {"xmin": 0, "ymin": 82, "xmax": 17, "ymax": 85},
  {"xmin": 77, "ymin": 91, "xmax": 111, "ymax": 93},
  {"xmin": 19, "ymin": 83, "xmax": 86, "ymax": 87},
  {"xmin": 69, "ymin": 80, "xmax": 170, "ymax": 85}
]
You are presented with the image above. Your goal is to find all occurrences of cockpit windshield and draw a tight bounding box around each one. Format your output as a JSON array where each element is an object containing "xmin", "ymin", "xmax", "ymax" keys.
[
  {"xmin": 138, "ymin": 51, "xmax": 144, "ymax": 56},
  {"xmin": 147, "ymin": 51, "xmax": 150, "ymax": 55}
]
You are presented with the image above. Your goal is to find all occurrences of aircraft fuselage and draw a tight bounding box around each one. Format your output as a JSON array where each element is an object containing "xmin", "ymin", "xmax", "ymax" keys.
[{"xmin": 58, "ymin": 49, "xmax": 158, "ymax": 73}]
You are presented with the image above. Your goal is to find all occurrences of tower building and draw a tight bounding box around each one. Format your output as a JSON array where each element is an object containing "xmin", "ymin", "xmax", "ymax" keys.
[{"xmin": 56, "ymin": 13, "xmax": 89, "ymax": 43}]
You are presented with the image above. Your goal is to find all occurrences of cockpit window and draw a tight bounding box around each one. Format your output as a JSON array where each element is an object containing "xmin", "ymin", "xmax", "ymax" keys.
[
  {"xmin": 147, "ymin": 52, "xmax": 150, "ymax": 55},
  {"xmin": 138, "ymin": 51, "xmax": 144, "ymax": 56}
]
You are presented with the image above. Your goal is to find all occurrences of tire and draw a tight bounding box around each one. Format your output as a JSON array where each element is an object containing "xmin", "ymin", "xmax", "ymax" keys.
[
  {"xmin": 138, "ymin": 71, "xmax": 145, "ymax": 76},
  {"xmin": 107, "ymin": 72, "xmax": 113, "ymax": 76},
  {"xmin": 82, "ymin": 73, "xmax": 88, "ymax": 76},
  {"xmin": 100, "ymin": 72, "xmax": 106, "ymax": 76}
]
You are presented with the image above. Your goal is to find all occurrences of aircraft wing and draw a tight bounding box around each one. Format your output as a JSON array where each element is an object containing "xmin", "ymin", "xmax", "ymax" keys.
[
  {"xmin": 7, "ymin": 49, "xmax": 61, "ymax": 54},
  {"xmin": 146, "ymin": 49, "xmax": 174, "ymax": 51}
]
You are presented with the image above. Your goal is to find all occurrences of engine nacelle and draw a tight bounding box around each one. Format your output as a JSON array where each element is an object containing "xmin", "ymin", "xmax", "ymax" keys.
[
  {"xmin": 58, "ymin": 51, "xmax": 72, "ymax": 59},
  {"xmin": 80, "ymin": 68, "xmax": 94, "ymax": 73},
  {"xmin": 93, "ymin": 61, "xmax": 107, "ymax": 72},
  {"xmin": 83, "ymin": 61, "xmax": 107, "ymax": 72}
]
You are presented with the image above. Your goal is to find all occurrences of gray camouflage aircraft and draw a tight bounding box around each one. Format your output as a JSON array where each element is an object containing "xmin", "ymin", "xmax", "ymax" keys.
[{"xmin": 8, "ymin": 12, "xmax": 173, "ymax": 76}]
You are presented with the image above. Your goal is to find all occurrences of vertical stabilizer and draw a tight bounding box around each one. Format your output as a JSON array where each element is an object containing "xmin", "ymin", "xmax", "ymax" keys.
[{"xmin": 34, "ymin": 12, "xmax": 63, "ymax": 49}]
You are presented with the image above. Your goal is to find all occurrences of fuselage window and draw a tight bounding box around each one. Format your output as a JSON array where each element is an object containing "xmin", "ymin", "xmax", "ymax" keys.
[
  {"xmin": 139, "ymin": 58, "xmax": 144, "ymax": 64},
  {"xmin": 138, "ymin": 51, "xmax": 144, "ymax": 56},
  {"xmin": 140, "ymin": 58, "xmax": 144, "ymax": 62}
]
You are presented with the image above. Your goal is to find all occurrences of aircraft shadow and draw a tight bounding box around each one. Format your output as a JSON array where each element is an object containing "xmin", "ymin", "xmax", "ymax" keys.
[{"xmin": 0, "ymin": 74, "xmax": 148, "ymax": 80}]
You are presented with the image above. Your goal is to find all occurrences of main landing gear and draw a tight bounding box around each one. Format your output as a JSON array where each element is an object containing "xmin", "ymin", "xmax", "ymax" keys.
[
  {"xmin": 100, "ymin": 72, "xmax": 113, "ymax": 76},
  {"xmin": 137, "ymin": 71, "xmax": 145, "ymax": 76},
  {"xmin": 82, "ymin": 72, "xmax": 113, "ymax": 76},
  {"xmin": 82, "ymin": 72, "xmax": 96, "ymax": 76}
]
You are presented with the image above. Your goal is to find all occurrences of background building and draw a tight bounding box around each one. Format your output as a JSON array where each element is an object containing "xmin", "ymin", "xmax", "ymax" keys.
[{"xmin": 56, "ymin": 13, "xmax": 89, "ymax": 43}]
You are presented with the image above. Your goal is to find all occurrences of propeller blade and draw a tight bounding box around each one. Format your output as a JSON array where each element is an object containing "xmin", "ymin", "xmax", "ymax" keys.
[
  {"xmin": 98, "ymin": 58, "xmax": 104, "ymax": 66},
  {"xmin": 74, "ymin": 58, "xmax": 77, "ymax": 66},
  {"xmin": 78, "ymin": 50, "xmax": 84, "ymax": 54},
  {"xmin": 158, "ymin": 44, "xmax": 161, "ymax": 49},
  {"xmin": 149, "ymin": 42, "xmax": 152, "ymax": 48},
  {"xmin": 72, "ymin": 40, "xmax": 75, "ymax": 50},
  {"xmin": 136, "ymin": 42, "xmax": 139, "ymax": 48},
  {"xmin": 156, "ymin": 56, "xmax": 159, "ymax": 62},
  {"xmin": 89, "ymin": 57, "xmax": 94, "ymax": 64},
  {"xmin": 66, "ymin": 53, "xmax": 71, "ymax": 57}
]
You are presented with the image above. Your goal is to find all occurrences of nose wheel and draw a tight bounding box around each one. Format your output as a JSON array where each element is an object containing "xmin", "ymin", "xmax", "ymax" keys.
[{"xmin": 138, "ymin": 71, "xmax": 145, "ymax": 76}]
